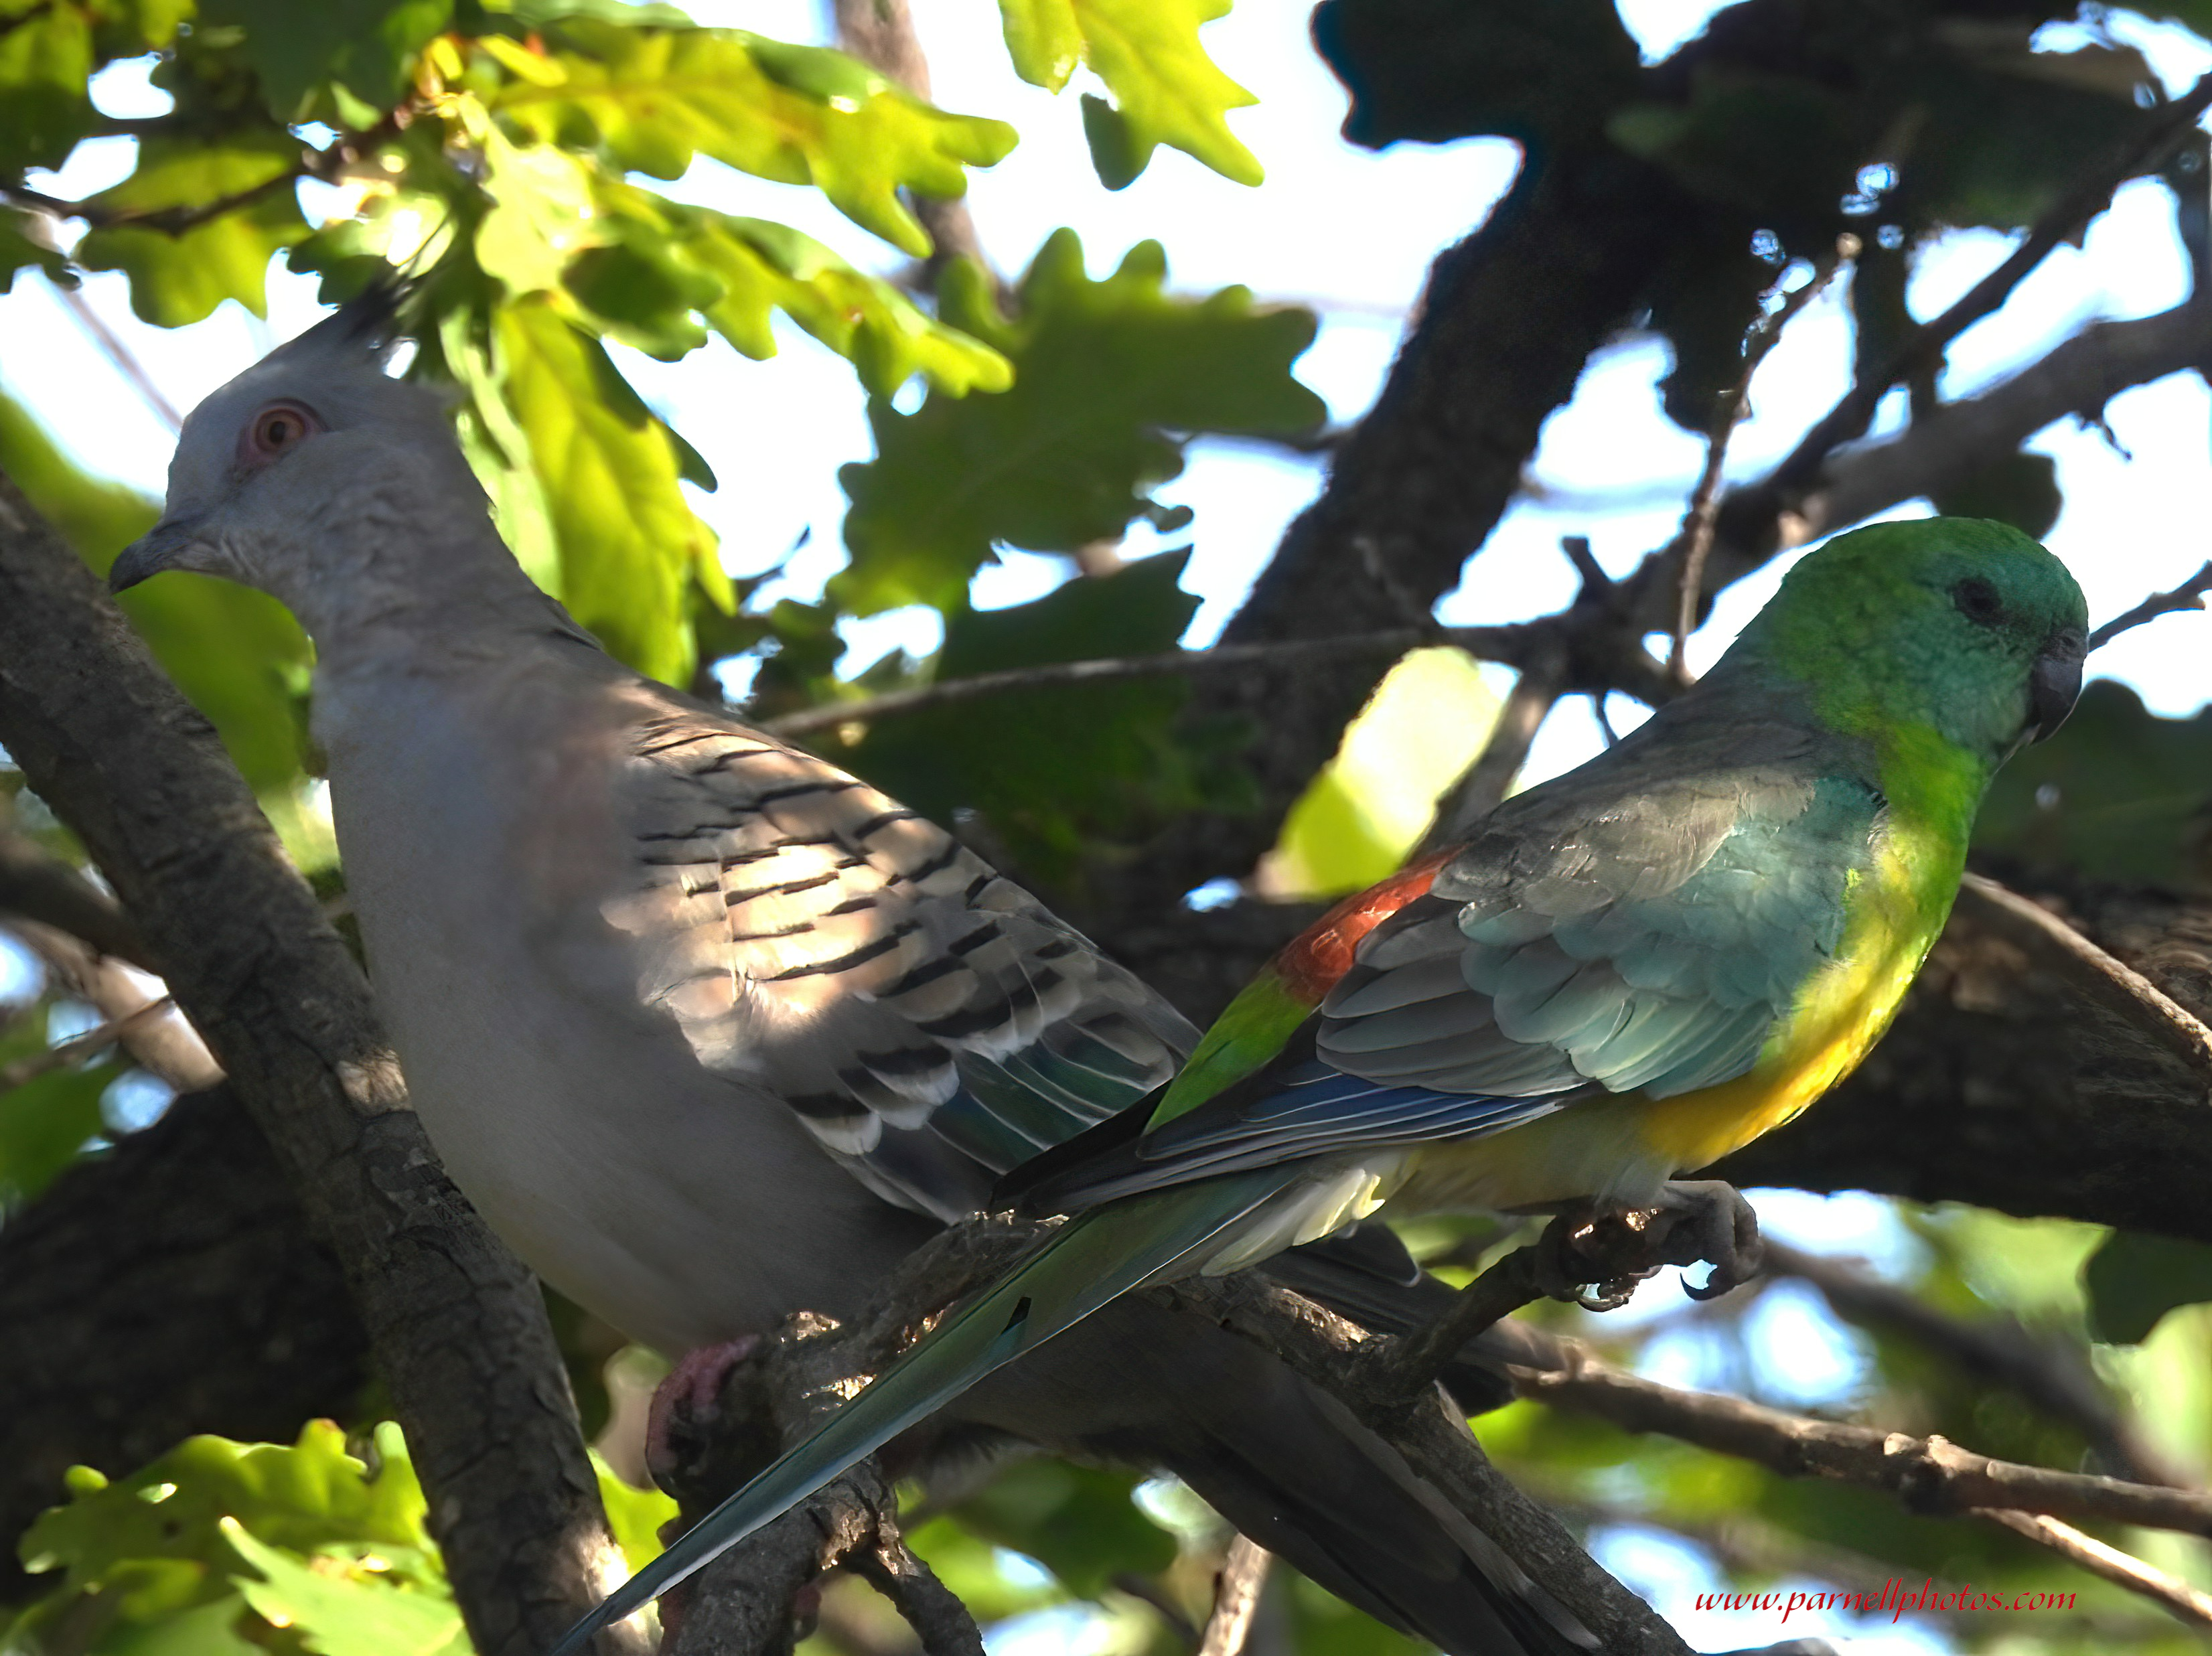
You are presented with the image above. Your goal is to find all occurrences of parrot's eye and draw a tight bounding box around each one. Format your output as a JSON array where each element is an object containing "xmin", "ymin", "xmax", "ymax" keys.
[
  {"xmin": 1952, "ymin": 577, "xmax": 2004, "ymax": 626},
  {"xmin": 239, "ymin": 401, "xmax": 322, "ymax": 468}
]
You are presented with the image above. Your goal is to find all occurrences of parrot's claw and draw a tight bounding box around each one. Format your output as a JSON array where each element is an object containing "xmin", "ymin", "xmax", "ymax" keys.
[
  {"xmin": 1653, "ymin": 1179, "xmax": 1764, "ymax": 1301},
  {"xmin": 1527, "ymin": 1181, "xmax": 1764, "ymax": 1312}
]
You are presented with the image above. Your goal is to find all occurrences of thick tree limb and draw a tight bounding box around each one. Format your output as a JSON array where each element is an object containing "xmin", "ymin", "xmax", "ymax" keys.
[
  {"xmin": 0, "ymin": 473, "xmax": 644, "ymax": 1655},
  {"xmin": 1955, "ymin": 873, "xmax": 2212, "ymax": 1078}
]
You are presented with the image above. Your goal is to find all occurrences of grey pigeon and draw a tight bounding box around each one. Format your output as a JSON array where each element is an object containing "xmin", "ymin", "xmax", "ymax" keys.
[{"xmin": 111, "ymin": 292, "xmax": 1589, "ymax": 1656}]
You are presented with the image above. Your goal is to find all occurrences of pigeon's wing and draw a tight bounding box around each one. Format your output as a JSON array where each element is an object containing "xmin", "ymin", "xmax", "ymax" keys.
[
  {"xmin": 1025, "ymin": 710, "xmax": 1881, "ymax": 1207},
  {"xmin": 600, "ymin": 703, "xmax": 1194, "ymax": 1220}
]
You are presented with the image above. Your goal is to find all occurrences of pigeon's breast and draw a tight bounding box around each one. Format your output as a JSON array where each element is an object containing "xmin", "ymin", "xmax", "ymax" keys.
[{"xmin": 313, "ymin": 660, "xmax": 930, "ymax": 1353}]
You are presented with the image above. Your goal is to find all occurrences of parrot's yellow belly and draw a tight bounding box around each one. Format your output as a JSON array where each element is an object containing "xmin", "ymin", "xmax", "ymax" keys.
[{"xmin": 1392, "ymin": 831, "xmax": 1957, "ymax": 1215}]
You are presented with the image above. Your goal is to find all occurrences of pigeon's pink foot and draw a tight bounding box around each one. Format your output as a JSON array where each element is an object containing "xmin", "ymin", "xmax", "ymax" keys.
[{"xmin": 644, "ymin": 1335, "xmax": 761, "ymax": 1489}]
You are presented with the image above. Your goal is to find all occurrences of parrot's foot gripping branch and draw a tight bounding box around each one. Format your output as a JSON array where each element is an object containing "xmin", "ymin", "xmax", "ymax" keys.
[{"xmin": 1377, "ymin": 1181, "xmax": 1765, "ymax": 1396}]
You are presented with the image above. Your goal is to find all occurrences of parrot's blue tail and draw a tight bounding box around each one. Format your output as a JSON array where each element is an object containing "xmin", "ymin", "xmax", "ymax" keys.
[{"xmin": 545, "ymin": 1175, "xmax": 1286, "ymax": 1655}]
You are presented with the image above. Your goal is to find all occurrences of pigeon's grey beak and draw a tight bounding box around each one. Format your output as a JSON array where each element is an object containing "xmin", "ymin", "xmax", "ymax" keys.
[
  {"xmin": 2026, "ymin": 625, "xmax": 2087, "ymax": 743},
  {"xmin": 109, "ymin": 515, "xmax": 204, "ymax": 593}
]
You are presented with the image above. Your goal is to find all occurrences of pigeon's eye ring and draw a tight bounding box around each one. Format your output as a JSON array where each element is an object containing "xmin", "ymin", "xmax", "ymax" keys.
[
  {"xmin": 240, "ymin": 400, "xmax": 322, "ymax": 467},
  {"xmin": 1952, "ymin": 577, "xmax": 2003, "ymax": 626}
]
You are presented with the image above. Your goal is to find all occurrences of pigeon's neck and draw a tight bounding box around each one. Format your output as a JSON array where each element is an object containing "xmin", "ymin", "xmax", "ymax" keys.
[{"xmin": 278, "ymin": 510, "xmax": 598, "ymax": 672}]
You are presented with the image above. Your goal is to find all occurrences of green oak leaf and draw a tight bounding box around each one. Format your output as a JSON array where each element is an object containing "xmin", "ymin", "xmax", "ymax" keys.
[
  {"xmin": 0, "ymin": 1059, "xmax": 119, "ymax": 1207},
  {"xmin": 490, "ymin": 20, "xmax": 1015, "ymax": 256},
  {"xmin": 199, "ymin": 0, "xmax": 453, "ymax": 117},
  {"xmin": 670, "ymin": 207, "xmax": 1010, "ymax": 396},
  {"xmin": 226, "ymin": 1523, "xmax": 467, "ymax": 1656},
  {"xmin": 0, "ymin": 0, "xmax": 95, "ymax": 173},
  {"xmin": 494, "ymin": 295, "xmax": 727, "ymax": 686},
  {"xmin": 76, "ymin": 133, "xmax": 312, "ymax": 326},
  {"xmin": 836, "ymin": 228, "xmax": 1321, "ymax": 616},
  {"xmin": 999, "ymin": 0, "xmax": 1260, "ymax": 187},
  {"xmin": 2085, "ymin": 1229, "xmax": 2212, "ymax": 1345},
  {"xmin": 944, "ymin": 1461, "xmax": 1177, "ymax": 1600}
]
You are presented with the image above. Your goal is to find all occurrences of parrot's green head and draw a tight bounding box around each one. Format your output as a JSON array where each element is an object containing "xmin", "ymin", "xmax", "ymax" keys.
[{"xmin": 1727, "ymin": 516, "xmax": 2089, "ymax": 771}]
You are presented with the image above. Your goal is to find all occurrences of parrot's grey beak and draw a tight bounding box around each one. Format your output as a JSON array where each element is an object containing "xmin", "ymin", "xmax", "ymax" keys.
[
  {"xmin": 2025, "ymin": 626, "xmax": 2087, "ymax": 743},
  {"xmin": 109, "ymin": 515, "xmax": 205, "ymax": 593}
]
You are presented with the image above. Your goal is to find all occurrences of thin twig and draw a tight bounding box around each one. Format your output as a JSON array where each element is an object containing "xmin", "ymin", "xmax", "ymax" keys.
[
  {"xmin": 1977, "ymin": 1508, "xmax": 2212, "ymax": 1629},
  {"xmin": 756, "ymin": 618, "xmax": 1676, "ymax": 741},
  {"xmin": 1762, "ymin": 1241, "xmax": 2187, "ymax": 1489},
  {"xmin": 1670, "ymin": 240, "xmax": 1856, "ymax": 680},
  {"xmin": 0, "ymin": 169, "xmax": 306, "ymax": 235},
  {"xmin": 2088, "ymin": 559, "xmax": 2212, "ymax": 651},
  {"xmin": 1505, "ymin": 1332, "xmax": 2212, "ymax": 1537},
  {"xmin": 1955, "ymin": 873, "xmax": 2212, "ymax": 1079},
  {"xmin": 1197, "ymin": 1536, "xmax": 1272, "ymax": 1656},
  {"xmin": 0, "ymin": 994, "xmax": 173, "ymax": 1091},
  {"xmin": 50, "ymin": 277, "xmax": 181, "ymax": 431},
  {"xmin": 1753, "ymin": 70, "xmax": 2212, "ymax": 517}
]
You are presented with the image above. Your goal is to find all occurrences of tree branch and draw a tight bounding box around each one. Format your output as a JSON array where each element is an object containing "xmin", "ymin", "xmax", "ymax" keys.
[
  {"xmin": 1504, "ymin": 1330, "xmax": 2212, "ymax": 1537},
  {"xmin": 758, "ymin": 617, "xmax": 1670, "ymax": 742},
  {"xmin": 1197, "ymin": 1535, "xmax": 1272, "ymax": 1656},
  {"xmin": 0, "ymin": 473, "xmax": 645, "ymax": 1654},
  {"xmin": 2089, "ymin": 559, "xmax": 2212, "ymax": 650},
  {"xmin": 1953, "ymin": 873, "xmax": 2212, "ymax": 1079},
  {"xmin": 1977, "ymin": 1507, "xmax": 2212, "ymax": 1629},
  {"xmin": 1761, "ymin": 1241, "xmax": 2187, "ymax": 1490}
]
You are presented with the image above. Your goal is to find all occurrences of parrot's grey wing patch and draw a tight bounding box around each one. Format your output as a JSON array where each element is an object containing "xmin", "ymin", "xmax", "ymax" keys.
[
  {"xmin": 1321, "ymin": 704, "xmax": 1881, "ymax": 1104},
  {"xmin": 603, "ymin": 696, "xmax": 1196, "ymax": 1219}
]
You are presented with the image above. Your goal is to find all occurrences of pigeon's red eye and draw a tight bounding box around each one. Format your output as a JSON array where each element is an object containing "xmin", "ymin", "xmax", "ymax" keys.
[{"xmin": 240, "ymin": 401, "xmax": 321, "ymax": 466}]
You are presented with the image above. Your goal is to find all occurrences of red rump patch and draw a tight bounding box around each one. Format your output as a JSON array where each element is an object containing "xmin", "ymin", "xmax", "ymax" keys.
[{"xmin": 1276, "ymin": 847, "xmax": 1455, "ymax": 1002}]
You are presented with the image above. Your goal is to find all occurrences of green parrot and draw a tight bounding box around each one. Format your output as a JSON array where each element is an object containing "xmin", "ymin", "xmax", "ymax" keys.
[{"xmin": 554, "ymin": 516, "xmax": 2088, "ymax": 1651}]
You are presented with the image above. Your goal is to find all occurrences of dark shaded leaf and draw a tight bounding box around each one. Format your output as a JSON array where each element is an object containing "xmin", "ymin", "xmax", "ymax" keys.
[
  {"xmin": 945, "ymin": 1460, "xmax": 1175, "ymax": 1600},
  {"xmin": 1974, "ymin": 681, "xmax": 2212, "ymax": 893},
  {"xmin": 199, "ymin": 0, "xmax": 453, "ymax": 117},
  {"xmin": 2085, "ymin": 1229, "xmax": 2212, "ymax": 1345},
  {"xmin": 1929, "ymin": 451, "xmax": 2061, "ymax": 540}
]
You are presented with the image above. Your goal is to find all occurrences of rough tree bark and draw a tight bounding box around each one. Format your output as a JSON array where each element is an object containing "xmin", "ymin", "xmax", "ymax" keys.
[{"xmin": 0, "ymin": 472, "xmax": 645, "ymax": 1656}]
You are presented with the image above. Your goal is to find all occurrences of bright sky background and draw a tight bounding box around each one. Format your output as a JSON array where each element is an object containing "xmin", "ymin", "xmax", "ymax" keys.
[{"xmin": 4, "ymin": 4, "xmax": 2210, "ymax": 1651}]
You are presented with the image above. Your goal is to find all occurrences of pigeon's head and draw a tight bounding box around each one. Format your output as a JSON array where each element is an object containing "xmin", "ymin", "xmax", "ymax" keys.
[{"xmin": 110, "ymin": 285, "xmax": 483, "ymax": 619}]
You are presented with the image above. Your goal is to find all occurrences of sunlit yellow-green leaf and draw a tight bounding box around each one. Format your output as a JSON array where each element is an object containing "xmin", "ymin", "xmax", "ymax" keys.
[
  {"xmin": 681, "ymin": 214, "xmax": 1010, "ymax": 397},
  {"xmin": 495, "ymin": 295, "xmax": 725, "ymax": 686},
  {"xmin": 1256, "ymin": 648, "xmax": 1501, "ymax": 900},
  {"xmin": 0, "ymin": 0, "xmax": 94, "ymax": 173},
  {"xmin": 998, "ymin": 0, "xmax": 1261, "ymax": 187},
  {"xmin": 77, "ymin": 133, "xmax": 311, "ymax": 326},
  {"xmin": 491, "ymin": 21, "xmax": 1015, "ymax": 256}
]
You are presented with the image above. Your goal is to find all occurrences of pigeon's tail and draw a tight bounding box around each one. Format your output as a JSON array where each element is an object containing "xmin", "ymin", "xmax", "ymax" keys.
[
  {"xmin": 1148, "ymin": 1351, "xmax": 1596, "ymax": 1656},
  {"xmin": 962, "ymin": 1258, "xmax": 1596, "ymax": 1656},
  {"xmin": 545, "ymin": 1175, "xmax": 1288, "ymax": 1656}
]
